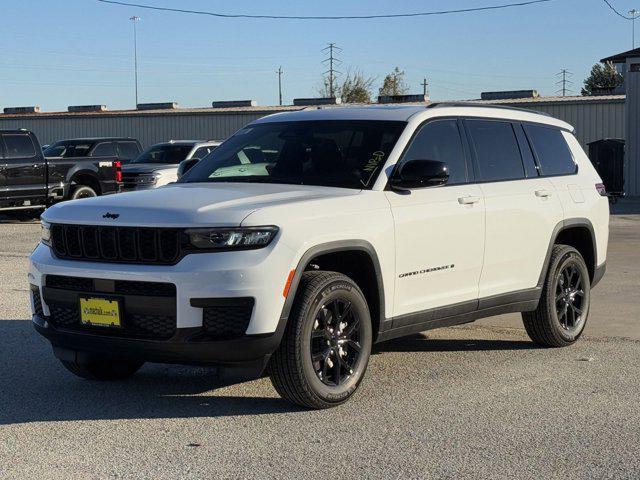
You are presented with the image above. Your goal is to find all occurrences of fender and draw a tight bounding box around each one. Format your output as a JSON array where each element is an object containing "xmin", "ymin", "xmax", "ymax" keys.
[
  {"xmin": 537, "ymin": 217, "xmax": 599, "ymax": 288},
  {"xmin": 278, "ymin": 240, "xmax": 386, "ymax": 332}
]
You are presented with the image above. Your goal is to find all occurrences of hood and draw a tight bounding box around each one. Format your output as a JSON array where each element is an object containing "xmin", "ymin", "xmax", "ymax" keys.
[
  {"xmin": 122, "ymin": 163, "xmax": 179, "ymax": 174},
  {"xmin": 42, "ymin": 183, "xmax": 359, "ymax": 227}
]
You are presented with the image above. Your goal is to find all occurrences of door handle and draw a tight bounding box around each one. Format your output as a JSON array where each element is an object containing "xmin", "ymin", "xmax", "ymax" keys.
[
  {"xmin": 458, "ymin": 195, "xmax": 480, "ymax": 205},
  {"xmin": 535, "ymin": 189, "xmax": 552, "ymax": 198}
]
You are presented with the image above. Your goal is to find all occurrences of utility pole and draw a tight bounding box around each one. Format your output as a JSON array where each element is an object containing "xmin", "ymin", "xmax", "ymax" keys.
[
  {"xmin": 630, "ymin": 9, "xmax": 640, "ymax": 49},
  {"xmin": 130, "ymin": 16, "xmax": 141, "ymax": 107},
  {"xmin": 556, "ymin": 69, "xmax": 573, "ymax": 97},
  {"xmin": 322, "ymin": 43, "xmax": 342, "ymax": 98},
  {"xmin": 420, "ymin": 77, "xmax": 429, "ymax": 97},
  {"xmin": 277, "ymin": 66, "xmax": 283, "ymax": 106}
]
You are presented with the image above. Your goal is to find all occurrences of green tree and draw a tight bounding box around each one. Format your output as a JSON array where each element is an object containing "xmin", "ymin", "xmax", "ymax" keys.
[
  {"xmin": 340, "ymin": 70, "xmax": 375, "ymax": 103},
  {"xmin": 378, "ymin": 67, "xmax": 409, "ymax": 97},
  {"xmin": 581, "ymin": 61, "xmax": 623, "ymax": 96}
]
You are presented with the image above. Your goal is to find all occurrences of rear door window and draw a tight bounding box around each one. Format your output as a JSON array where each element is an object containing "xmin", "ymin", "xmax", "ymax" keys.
[
  {"xmin": 2, "ymin": 134, "xmax": 36, "ymax": 159},
  {"xmin": 91, "ymin": 142, "xmax": 116, "ymax": 157},
  {"xmin": 117, "ymin": 141, "xmax": 141, "ymax": 161},
  {"xmin": 524, "ymin": 124, "xmax": 577, "ymax": 176},
  {"xmin": 192, "ymin": 146, "xmax": 215, "ymax": 159},
  {"xmin": 466, "ymin": 120, "xmax": 525, "ymax": 182}
]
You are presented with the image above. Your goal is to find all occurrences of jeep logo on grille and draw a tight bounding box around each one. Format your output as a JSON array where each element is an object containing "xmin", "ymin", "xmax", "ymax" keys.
[{"xmin": 103, "ymin": 212, "xmax": 120, "ymax": 220}]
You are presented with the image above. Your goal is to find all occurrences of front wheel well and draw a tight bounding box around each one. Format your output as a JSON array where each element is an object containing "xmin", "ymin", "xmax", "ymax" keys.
[
  {"xmin": 554, "ymin": 226, "xmax": 596, "ymax": 281},
  {"xmin": 304, "ymin": 250, "xmax": 383, "ymax": 339}
]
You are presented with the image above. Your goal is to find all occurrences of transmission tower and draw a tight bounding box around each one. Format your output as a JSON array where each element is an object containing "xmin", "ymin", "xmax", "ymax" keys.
[
  {"xmin": 556, "ymin": 69, "xmax": 573, "ymax": 97},
  {"xmin": 322, "ymin": 43, "xmax": 342, "ymax": 97}
]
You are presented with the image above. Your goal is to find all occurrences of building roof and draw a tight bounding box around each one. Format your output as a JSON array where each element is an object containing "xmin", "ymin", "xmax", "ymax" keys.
[
  {"xmin": 0, "ymin": 95, "xmax": 626, "ymax": 121},
  {"xmin": 601, "ymin": 47, "xmax": 640, "ymax": 63}
]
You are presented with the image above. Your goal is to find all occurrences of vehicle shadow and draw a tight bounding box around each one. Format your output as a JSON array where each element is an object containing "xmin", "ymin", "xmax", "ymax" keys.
[
  {"xmin": 0, "ymin": 319, "xmax": 300, "ymax": 426},
  {"xmin": 373, "ymin": 332, "xmax": 538, "ymax": 354},
  {"xmin": 2, "ymin": 320, "xmax": 536, "ymax": 426}
]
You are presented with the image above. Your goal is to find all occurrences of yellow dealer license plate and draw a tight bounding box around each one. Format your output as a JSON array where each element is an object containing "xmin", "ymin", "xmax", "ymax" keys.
[{"xmin": 79, "ymin": 297, "xmax": 122, "ymax": 328}]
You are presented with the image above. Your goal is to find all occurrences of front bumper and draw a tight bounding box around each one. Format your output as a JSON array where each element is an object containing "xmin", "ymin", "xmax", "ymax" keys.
[
  {"xmin": 28, "ymin": 240, "xmax": 296, "ymax": 372},
  {"xmin": 32, "ymin": 314, "xmax": 280, "ymax": 378}
]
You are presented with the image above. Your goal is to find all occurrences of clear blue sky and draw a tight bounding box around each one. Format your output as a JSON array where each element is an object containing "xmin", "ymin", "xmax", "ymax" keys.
[{"xmin": 1, "ymin": 0, "xmax": 638, "ymax": 111}]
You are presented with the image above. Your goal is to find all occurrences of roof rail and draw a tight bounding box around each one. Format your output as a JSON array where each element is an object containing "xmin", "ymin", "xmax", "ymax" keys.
[{"xmin": 426, "ymin": 101, "xmax": 552, "ymax": 118}]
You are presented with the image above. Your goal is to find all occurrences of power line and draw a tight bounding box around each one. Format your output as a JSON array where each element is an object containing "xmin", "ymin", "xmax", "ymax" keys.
[
  {"xmin": 96, "ymin": 0, "xmax": 555, "ymax": 20},
  {"xmin": 602, "ymin": 0, "xmax": 635, "ymax": 20}
]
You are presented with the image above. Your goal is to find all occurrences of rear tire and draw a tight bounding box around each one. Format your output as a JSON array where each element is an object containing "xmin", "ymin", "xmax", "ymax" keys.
[
  {"xmin": 61, "ymin": 356, "xmax": 144, "ymax": 381},
  {"xmin": 523, "ymin": 245, "xmax": 591, "ymax": 347},
  {"xmin": 269, "ymin": 271, "xmax": 372, "ymax": 409},
  {"xmin": 70, "ymin": 185, "xmax": 97, "ymax": 200}
]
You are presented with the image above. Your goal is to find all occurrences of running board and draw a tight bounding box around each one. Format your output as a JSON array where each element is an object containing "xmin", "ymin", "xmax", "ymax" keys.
[{"xmin": 0, "ymin": 205, "xmax": 46, "ymax": 212}]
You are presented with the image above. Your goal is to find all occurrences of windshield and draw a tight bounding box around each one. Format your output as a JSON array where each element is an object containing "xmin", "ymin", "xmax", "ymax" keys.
[
  {"xmin": 181, "ymin": 120, "xmax": 405, "ymax": 189},
  {"xmin": 131, "ymin": 144, "xmax": 194, "ymax": 164},
  {"xmin": 43, "ymin": 141, "xmax": 93, "ymax": 158}
]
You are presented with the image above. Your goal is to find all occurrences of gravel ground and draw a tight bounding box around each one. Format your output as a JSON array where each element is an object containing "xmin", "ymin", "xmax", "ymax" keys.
[{"xmin": 0, "ymin": 215, "xmax": 639, "ymax": 479}]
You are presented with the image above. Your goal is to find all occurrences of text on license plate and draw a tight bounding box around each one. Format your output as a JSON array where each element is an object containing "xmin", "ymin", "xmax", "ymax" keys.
[{"xmin": 79, "ymin": 297, "xmax": 121, "ymax": 328}]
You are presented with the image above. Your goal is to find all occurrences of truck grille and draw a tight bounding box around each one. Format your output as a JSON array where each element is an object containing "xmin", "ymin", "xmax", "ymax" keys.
[
  {"xmin": 121, "ymin": 172, "xmax": 155, "ymax": 191},
  {"xmin": 50, "ymin": 224, "xmax": 182, "ymax": 265}
]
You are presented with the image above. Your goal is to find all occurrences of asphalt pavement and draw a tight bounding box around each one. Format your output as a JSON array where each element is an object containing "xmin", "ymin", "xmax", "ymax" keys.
[{"xmin": 0, "ymin": 213, "xmax": 638, "ymax": 479}]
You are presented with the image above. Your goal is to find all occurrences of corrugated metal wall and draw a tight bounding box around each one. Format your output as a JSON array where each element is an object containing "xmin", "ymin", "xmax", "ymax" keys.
[
  {"xmin": 625, "ymin": 59, "xmax": 640, "ymax": 196},
  {"xmin": 0, "ymin": 100, "xmax": 626, "ymax": 151},
  {"xmin": 508, "ymin": 100, "xmax": 626, "ymax": 149},
  {"xmin": 0, "ymin": 111, "xmax": 280, "ymax": 148}
]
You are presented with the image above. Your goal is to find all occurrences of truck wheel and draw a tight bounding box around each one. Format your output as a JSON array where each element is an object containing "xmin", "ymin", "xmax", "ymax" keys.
[
  {"xmin": 70, "ymin": 185, "xmax": 97, "ymax": 200},
  {"xmin": 269, "ymin": 271, "xmax": 372, "ymax": 409},
  {"xmin": 60, "ymin": 356, "xmax": 144, "ymax": 381},
  {"xmin": 523, "ymin": 245, "xmax": 591, "ymax": 347}
]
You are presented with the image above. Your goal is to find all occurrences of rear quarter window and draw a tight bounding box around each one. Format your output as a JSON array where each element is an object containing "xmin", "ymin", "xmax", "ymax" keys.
[
  {"xmin": 524, "ymin": 124, "xmax": 577, "ymax": 176},
  {"xmin": 2, "ymin": 134, "xmax": 36, "ymax": 159}
]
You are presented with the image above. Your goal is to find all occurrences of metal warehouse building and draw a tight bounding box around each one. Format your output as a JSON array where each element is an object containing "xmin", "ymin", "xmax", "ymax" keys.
[
  {"xmin": 0, "ymin": 95, "xmax": 625, "ymax": 151},
  {"xmin": 0, "ymin": 89, "xmax": 635, "ymax": 195}
]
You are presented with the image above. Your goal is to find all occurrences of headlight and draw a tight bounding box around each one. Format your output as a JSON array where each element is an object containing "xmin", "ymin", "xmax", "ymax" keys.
[
  {"xmin": 185, "ymin": 226, "xmax": 278, "ymax": 251},
  {"xmin": 41, "ymin": 221, "xmax": 51, "ymax": 246}
]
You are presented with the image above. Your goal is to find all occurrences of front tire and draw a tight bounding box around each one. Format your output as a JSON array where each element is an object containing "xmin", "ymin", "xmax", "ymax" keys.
[
  {"xmin": 60, "ymin": 356, "xmax": 144, "ymax": 381},
  {"xmin": 269, "ymin": 271, "xmax": 372, "ymax": 409},
  {"xmin": 523, "ymin": 245, "xmax": 591, "ymax": 347}
]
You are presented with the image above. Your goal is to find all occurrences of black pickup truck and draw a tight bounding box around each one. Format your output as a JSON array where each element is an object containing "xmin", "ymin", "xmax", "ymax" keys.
[{"xmin": 1, "ymin": 130, "xmax": 136, "ymax": 217}]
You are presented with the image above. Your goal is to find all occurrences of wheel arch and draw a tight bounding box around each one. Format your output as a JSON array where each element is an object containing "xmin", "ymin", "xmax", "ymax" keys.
[
  {"xmin": 539, "ymin": 218, "xmax": 598, "ymax": 287},
  {"xmin": 279, "ymin": 240, "xmax": 386, "ymax": 341},
  {"xmin": 68, "ymin": 171, "xmax": 102, "ymax": 197}
]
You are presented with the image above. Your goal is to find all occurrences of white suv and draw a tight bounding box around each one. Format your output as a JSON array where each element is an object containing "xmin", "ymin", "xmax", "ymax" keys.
[
  {"xmin": 29, "ymin": 104, "xmax": 609, "ymax": 409},
  {"xmin": 121, "ymin": 140, "xmax": 220, "ymax": 191}
]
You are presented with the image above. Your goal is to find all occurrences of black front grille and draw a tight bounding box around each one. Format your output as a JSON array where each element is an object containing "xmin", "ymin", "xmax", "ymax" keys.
[
  {"xmin": 50, "ymin": 224, "xmax": 182, "ymax": 265},
  {"xmin": 46, "ymin": 275, "xmax": 176, "ymax": 297},
  {"xmin": 202, "ymin": 304, "xmax": 253, "ymax": 339}
]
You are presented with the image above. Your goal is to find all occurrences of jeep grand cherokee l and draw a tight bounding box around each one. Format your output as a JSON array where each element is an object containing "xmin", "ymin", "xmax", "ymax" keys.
[{"xmin": 29, "ymin": 104, "xmax": 609, "ymax": 409}]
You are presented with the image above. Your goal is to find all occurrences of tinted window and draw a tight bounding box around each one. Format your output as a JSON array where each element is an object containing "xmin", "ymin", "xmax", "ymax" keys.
[
  {"xmin": 43, "ymin": 141, "xmax": 92, "ymax": 158},
  {"xmin": 467, "ymin": 120, "xmax": 524, "ymax": 182},
  {"xmin": 2, "ymin": 134, "xmax": 36, "ymax": 158},
  {"xmin": 132, "ymin": 144, "xmax": 194, "ymax": 164},
  {"xmin": 117, "ymin": 141, "xmax": 140, "ymax": 160},
  {"xmin": 524, "ymin": 124, "xmax": 577, "ymax": 176},
  {"xmin": 91, "ymin": 142, "xmax": 116, "ymax": 157},
  {"xmin": 182, "ymin": 121, "xmax": 405, "ymax": 190},
  {"xmin": 192, "ymin": 146, "xmax": 215, "ymax": 159},
  {"xmin": 401, "ymin": 120, "xmax": 468, "ymax": 185}
]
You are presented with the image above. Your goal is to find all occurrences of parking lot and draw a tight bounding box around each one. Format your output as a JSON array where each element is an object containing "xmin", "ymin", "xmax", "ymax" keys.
[{"xmin": 0, "ymin": 212, "xmax": 639, "ymax": 479}]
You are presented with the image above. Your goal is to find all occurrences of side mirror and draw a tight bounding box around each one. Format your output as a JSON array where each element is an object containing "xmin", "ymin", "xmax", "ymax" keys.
[
  {"xmin": 390, "ymin": 159, "xmax": 450, "ymax": 190},
  {"xmin": 177, "ymin": 158, "xmax": 200, "ymax": 179}
]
